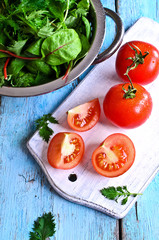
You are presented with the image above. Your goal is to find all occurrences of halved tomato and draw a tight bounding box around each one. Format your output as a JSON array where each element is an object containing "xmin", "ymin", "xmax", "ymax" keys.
[
  {"xmin": 47, "ymin": 132, "xmax": 85, "ymax": 169},
  {"xmin": 92, "ymin": 133, "xmax": 135, "ymax": 178},
  {"xmin": 67, "ymin": 98, "xmax": 101, "ymax": 132}
]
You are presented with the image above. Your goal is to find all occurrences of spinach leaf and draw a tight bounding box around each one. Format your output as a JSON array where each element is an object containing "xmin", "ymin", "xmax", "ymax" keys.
[
  {"xmin": 8, "ymin": 58, "xmax": 25, "ymax": 76},
  {"xmin": 34, "ymin": 72, "xmax": 55, "ymax": 85},
  {"xmin": 0, "ymin": 59, "xmax": 7, "ymax": 86},
  {"xmin": 0, "ymin": 44, "xmax": 8, "ymax": 58},
  {"xmin": 51, "ymin": 65, "xmax": 61, "ymax": 79},
  {"xmin": 76, "ymin": 0, "xmax": 90, "ymax": 16},
  {"xmin": 77, "ymin": 0, "xmax": 90, "ymax": 10},
  {"xmin": 26, "ymin": 60, "xmax": 54, "ymax": 75},
  {"xmin": 41, "ymin": 29, "xmax": 82, "ymax": 65},
  {"xmin": 65, "ymin": 15, "xmax": 79, "ymax": 28},
  {"xmin": 0, "ymin": 32, "xmax": 7, "ymax": 45},
  {"xmin": 25, "ymin": 39, "xmax": 43, "ymax": 56},
  {"xmin": 74, "ymin": 34, "xmax": 90, "ymax": 64},
  {"xmin": 48, "ymin": 0, "xmax": 66, "ymax": 21},
  {"xmin": 82, "ymin": 16, "xmax": 91, "ymax": 40}
]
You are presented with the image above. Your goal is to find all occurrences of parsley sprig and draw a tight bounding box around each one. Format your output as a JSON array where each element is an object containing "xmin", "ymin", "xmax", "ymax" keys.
[
  {"xmin": 29, "ymin": 212, "xmax": 56, "ymax": 240},
  {"xmin": 35, "ymin": 114, "xmax": 58, "ymax": 142},
  {"xmin": 100, "ymin": 186, "xmax": 142, "ymax": 205}
]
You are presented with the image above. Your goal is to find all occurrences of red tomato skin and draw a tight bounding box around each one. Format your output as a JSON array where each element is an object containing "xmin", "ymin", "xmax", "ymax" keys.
[
  {"xmin": 103, "ymin": 83, "xmax": 153, "ymax": 128},
  {"xmin": 67, "ymin": 98, "xmax": 101, "ymax": 132},
  {"xmin": 116, "ymin": 41, "xmax": 159, "ymax": 85},
  {"xmin": 92, "ymin": 133, "xmax": 135, "ymax": 178},
  {"xmin": 47, "ymin": 132, "xmax": 85, "ymax": 170}
]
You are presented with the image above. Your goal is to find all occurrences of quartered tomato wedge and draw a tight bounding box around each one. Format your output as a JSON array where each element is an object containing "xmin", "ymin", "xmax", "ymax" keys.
[
  {"xmin": 47, "ymin": 132, "xmax": 85, "ymax": 169},
  {"xmin": 67, "ymin": 98, "xmax": 101, "ymax": 132},
  {"xmin": 92, "ymin": 133, "xmax": 135, "ymax": 178}
]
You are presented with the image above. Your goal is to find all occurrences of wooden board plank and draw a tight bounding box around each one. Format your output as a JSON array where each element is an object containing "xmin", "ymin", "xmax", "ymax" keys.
[
  {"xmin": 0, "ymin": 1, "xmax": 119, "ymax": 239},
  {"xmin": 27, "ymin": 17, "xmax": 159, "ymax": 219},
  {"xmin": 117, "ymin": 0, "xmax": 159, "ymax": 238},
  {"xmin": 117, "ymin": 0, "xmax": 159, "ymax": 30}
]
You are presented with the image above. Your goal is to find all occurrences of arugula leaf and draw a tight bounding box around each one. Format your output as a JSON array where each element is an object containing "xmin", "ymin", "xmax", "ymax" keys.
[
  {"xmin": 35, "ymin": 114, "xmax": 58, "ymax": 142},
  {"xmin": 100, "ymin": 186, "xmax": 142, "ymax": 205},
  {"xmin": 11, "ymin": 71, "xmax": 36, "ymax": 87},
  {"xmin": 7, "ymin": 39, "xmax": 28, "ymax": 55},
  {"xmin": 37, "ymin": 21, "xmax": 55, "ymax": 38},
  {"xmin": 29, "ymin": 212, "xmax": 56, "ymax": 240}
]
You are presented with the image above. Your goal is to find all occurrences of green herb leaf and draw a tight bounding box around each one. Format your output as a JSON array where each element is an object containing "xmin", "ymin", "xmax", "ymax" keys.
[
  {"xmin": 29, "ymin": 212, "xmax": 56, "ymax": 240},
  {"xmin": 121, "ymin": 197, "xmax": 128, "ymax": 205},
  {"xmin": 100, "ymin": 186, "xmax": 142, "ymax": 205},
  {"xmin": 41, "ymin": 29, "xmax": 82, "ymax": 66},
  {"xmin": 100, "ymin": 187, "xmax": 119, "ymax": 200},
  {"xmin": 7, "ymin": 39, "xmax": 28, "ymax": 55},
  {"xmin": 8, "ymin": 58, "xmax": 25, "ymax": 76},
  {"xmin": 82, "ymin": 16, "xmax": 91, "ymax": 39},
  {"xmin": 35, "ymin": 114, "xmax": 58, "ymax": 142}
]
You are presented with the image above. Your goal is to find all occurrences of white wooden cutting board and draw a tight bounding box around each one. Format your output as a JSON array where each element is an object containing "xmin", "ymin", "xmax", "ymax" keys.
[{"xmin": 27, "ymin": 17, "xmax": 159, "ymax": 219}]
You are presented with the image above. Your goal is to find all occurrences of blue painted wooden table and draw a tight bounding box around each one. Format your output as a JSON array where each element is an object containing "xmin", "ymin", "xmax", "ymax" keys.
[{"xmin": 1, "ymin": 1, "xmax": 159, "ymax": 239}]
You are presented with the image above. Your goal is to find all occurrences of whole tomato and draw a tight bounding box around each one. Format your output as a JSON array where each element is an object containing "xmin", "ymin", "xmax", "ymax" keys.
[
  {"xmin": 103, "ymin": 83, "xmax": 153, "ymax": 128},
  {"xmin": 116, "ymin": 41, "xmax": 159, "ymax": 85}
]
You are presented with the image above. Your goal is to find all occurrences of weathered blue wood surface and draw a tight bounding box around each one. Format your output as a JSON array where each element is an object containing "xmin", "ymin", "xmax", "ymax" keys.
[{"xmin": 0, "ymin": 0, "xmax": 159, "ymax": 239}]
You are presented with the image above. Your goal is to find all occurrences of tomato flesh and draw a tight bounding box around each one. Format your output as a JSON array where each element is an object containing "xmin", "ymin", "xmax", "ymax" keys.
[
  {"xmin": 63, "ymin": 137, "xmax": 81, "ymax": 163},
  {"xmin": 47, "ymin": 132, "xmax": 85, "ymax": 169},
  {"xmin": 96, "ymin": 145, "xmax": 128, "ymax": 171},
  {"xmin": 92, "ymin": 133, "xmax": 135, "ymax": 177},
  {"xmin": 67, "ymin": 98, "xmax": 101, "ymax": 132}
]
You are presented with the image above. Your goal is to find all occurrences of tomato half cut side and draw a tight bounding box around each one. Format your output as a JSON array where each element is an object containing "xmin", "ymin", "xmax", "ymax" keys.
[
  {"xmin": 67, "ymin": 98, "xmax": 101, "ymax": 132},
  {"xmin": 92, "ymin": 133, "xmax": 135, "ymax": 178},
  {"xmin": 47, "ymin": 132, "xmax": 85, "ymax": 169}
]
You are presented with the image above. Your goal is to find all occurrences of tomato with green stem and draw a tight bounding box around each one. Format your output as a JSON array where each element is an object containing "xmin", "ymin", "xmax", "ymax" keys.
[
  {"xmin": 67, "ymin": 98, "xmax": 101, "ymax": 132},
  {"xmin": 47, "ymin": 132, "xmax": 85, "ymax": 169},
  {"xmin": 103, "ymin": 81, "xmax": 152, "ymax": 128},
  {"xmin": 116, "ymin": 41, "xmax": 159, "ymax": 85},
  {"xmin": 92, "ymin": 133, "xmax": 135, "ymax": 178}
]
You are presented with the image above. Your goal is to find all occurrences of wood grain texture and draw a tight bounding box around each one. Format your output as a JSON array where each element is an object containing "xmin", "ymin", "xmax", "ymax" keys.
[
  {"xmin": 1, "ymin": 0, "xmax": 159, "ymax": 239},
  {"xmin": 117, "ymin": 1, "xmax": 159, "ymax": 239},
  {"xmin": 0, "ymin": 1, "xmax": 119, "ymax": 240}
]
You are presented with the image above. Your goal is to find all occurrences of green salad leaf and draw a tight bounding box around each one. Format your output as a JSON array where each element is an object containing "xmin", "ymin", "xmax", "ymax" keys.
[
  {"xmin": 0, "ymin": 0, "xmax": 92, "ymax": 87},
  {"xmin": 41, "ymin": 29, "xmax": 82, "ymax": 65}
]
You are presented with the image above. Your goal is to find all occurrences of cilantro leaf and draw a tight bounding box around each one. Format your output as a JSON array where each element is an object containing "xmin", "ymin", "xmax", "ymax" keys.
[
  {"xmin": 39, "ymin": 124, "xmax": 53, "ymax": 143},
  {"xmin": 100, "ymin": 186, "xmax": 142, "ymax": 205},
  {"xmin": 29, "ymin": 212, "xmax": 56, "ymax": 240},
  {"xmin": 35, "ymin": 114, "xmax": 58, "ymax": 142}
]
